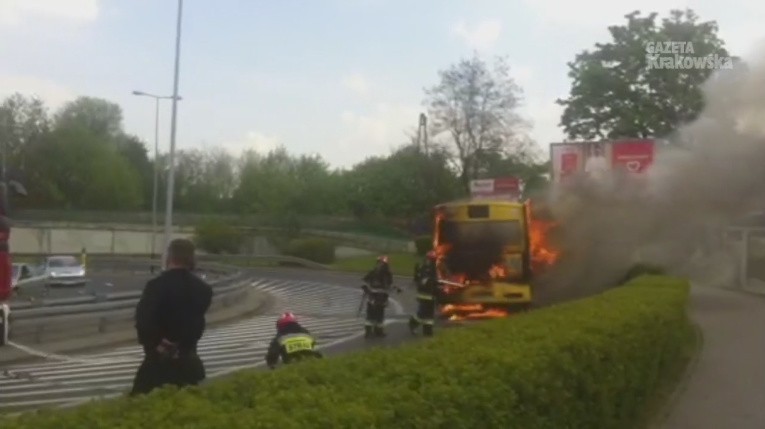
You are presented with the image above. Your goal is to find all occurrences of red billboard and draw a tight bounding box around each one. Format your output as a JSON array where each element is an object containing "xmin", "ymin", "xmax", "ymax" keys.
[
  {"xmin": 610, "ymin": 139, "xmax": 655, "ymax": 174},
  {"xmin": 550, "ymin": 139, "xmax": 656, "ymax": 184}
]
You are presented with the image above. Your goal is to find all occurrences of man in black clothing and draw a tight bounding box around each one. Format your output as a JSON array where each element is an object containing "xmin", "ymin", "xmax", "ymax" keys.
[
  {"xmin": 130, "ymin": 238, "xmax": 213, "ymax": 396},
  {"xmin": 362, "ymin": 255, "xmax": 397, "ymax": 338},
  {"xmin": 265, "ymin": 312, "xmax": 322, "ymax": 368},
  {"xmin": 409, "ymin": 251, "xmax": 439, "ymax": 336}
]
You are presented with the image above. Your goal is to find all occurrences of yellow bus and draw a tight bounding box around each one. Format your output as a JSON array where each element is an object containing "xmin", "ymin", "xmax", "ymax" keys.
[{"xmin": 433, "ymin": 199, "xmax": 533, "ymax": 319}]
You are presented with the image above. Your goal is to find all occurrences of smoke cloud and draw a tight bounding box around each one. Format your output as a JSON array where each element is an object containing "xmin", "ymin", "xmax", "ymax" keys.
[{"xmin": 535, "ymin": 49, "xmax": 765, "ymax": 304}]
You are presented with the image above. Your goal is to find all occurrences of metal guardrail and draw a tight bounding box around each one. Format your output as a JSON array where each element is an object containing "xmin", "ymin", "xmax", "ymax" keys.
[
  {"xmin": 10, "ymin": 272, "xmax": 245, "ymax": 318},
  {"xmin": 10, "ymin": 257, "xmax": 237, "ymax": 308},
  {"xmin": 8, "ymin": 276, "xmax": 256, "ymax": 344}
]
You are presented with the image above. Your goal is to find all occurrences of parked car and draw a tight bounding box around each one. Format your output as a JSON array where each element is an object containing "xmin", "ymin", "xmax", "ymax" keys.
[
  {"xmin": 11, "ymin": 262, "xmax": 35, "ymax": 291},
  {"xmin": 37, "ymin": 255, "xmax": 88, "ymax": 287}
]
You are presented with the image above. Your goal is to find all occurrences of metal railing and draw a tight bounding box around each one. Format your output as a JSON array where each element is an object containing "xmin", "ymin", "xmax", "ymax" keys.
[
  {"xmin": 723, "ymin": 226, "xmax": 765, "ymax": 294},
  {"xmin": 5, "ymin": 258, "xmax": 250, "ymax": 344},
  {"xmin": 8, "ymin": 276, "xmax": 252, "ymax": 345}
]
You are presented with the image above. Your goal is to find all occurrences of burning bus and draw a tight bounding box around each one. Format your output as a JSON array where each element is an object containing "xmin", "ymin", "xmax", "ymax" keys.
[{"xmin": 433, "ymin": 198, "xmax": 558, "ymax": 321}]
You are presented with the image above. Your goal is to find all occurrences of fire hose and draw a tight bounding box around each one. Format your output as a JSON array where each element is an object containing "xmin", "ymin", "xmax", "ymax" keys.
[{"xmin": 356, "ymin": 284, "xmax": 401, "ymax": 318}]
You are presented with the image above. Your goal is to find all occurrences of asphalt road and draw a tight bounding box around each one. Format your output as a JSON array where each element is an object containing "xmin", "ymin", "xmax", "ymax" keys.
[
  {"xmin": 0, "ymin": 268, "xmax": 429, "ymax": 414},
  {"xmin": 9, "ymin": 273, "xmax": 154, "ymax": 303}
]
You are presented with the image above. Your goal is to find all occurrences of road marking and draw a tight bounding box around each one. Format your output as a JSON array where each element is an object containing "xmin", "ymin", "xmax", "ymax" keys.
[{"xmin": 0, "ymin": 277, "xmax": 404, "ymax": 414}]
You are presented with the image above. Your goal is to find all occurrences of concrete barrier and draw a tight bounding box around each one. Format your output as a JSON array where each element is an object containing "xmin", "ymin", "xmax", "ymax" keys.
[{"xmin": 8, "ymin": 221, "xmax": 412, "ymax": 255}]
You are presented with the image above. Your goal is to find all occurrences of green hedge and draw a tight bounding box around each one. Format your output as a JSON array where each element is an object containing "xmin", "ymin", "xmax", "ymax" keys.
[
  {"xmin": 3, "ymin": 275, "xmax": 693, "ymax": 429},
  {"xmin": 413, "ymin": 235, "xmax": 433, "ymax": 256},
  {"xmin": 282, "ymin": 238, "xmax": 336, "ymax": 264},
  {"xmin": 192, "ymin": 218, "xmax": 245, "ymax": 254}
]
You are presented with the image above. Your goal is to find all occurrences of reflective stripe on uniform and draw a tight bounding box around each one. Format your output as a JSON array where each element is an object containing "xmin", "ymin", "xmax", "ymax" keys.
[
  {"xmin": 278, "ymin": 333, "xmax": 314, "ymax": 354},
  {"xmin": 416, "ymin": 293, "xmax": 434, "ymax": 300},
  {"xmin": 412, "ymin": 315, "xmax": 434, "ymax": 325}
]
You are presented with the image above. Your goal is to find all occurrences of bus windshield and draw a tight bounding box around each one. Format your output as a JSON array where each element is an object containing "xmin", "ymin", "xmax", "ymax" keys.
[
  {"xmin": 438, "ymin": 220, "xmax": 523, "ymax": 248},
  {"xmin": 437, "ymin": 220, "xmax": 525, "ymax": 280}
]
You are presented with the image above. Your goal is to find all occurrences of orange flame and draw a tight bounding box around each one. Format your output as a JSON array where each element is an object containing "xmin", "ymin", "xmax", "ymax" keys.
[
  {"xmin": 526, "ymin": 201, "xmax": 560, "ymax": 272},
  {"xmin": 443, "ymin": 304, "xmax": 510, "ymax": 321}
]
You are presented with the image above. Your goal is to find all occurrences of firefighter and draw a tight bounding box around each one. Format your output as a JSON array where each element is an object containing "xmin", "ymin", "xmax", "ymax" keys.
[
  {"xmin": 362, "ymin": 255, "xmax": 397, "ymax": 338},
  {"xmin": 265, "ymin": 312, "xmax": 322, "ymax": 368},
  {"xmin": 409, "ymin": 250, "xmax": 439, "ymax": 336}
]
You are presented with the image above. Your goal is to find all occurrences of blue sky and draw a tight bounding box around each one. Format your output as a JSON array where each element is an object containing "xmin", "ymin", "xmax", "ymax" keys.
[{"xmin": 1, "ymin": 0, "xmax": 763, "ymax": 168}]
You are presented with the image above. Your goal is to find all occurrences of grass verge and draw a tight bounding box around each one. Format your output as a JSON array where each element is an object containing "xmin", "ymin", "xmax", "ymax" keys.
[{"xmin": 331, "ymin": 252, "xmax": 419, "ymax": 277}]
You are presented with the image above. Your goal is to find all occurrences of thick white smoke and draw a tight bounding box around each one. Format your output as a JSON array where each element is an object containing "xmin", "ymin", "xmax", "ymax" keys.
[{"xmin": 535, "ymin": 49, "xmax": 765, "ymax": 304}]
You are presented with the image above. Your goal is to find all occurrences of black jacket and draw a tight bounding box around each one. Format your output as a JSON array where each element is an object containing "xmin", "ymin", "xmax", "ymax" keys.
[
  {"xmin": 415, "ymin": 259, "xmax": 439, "ymax": 299},
  {"xmin": 265, "ymin": 322, "xmax": 321, "ymax": 366},
  {"xmin": 134, "ymin": 268, "xmax": 213, "ymax": 355},
  {"xmin": 363, "ymin": 263, "xmax": 393, "ymax": 290}
]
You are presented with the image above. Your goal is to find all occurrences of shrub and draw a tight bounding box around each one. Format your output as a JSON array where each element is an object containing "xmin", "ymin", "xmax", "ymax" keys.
[
  {"xmin": 193, "ymin": 218, "xmax": 245, "ymax": 254},
  {"xmin": 3, "ymin": 275, "xmax": 693, "ymax": 429},
  {"xmin": 283, "ymin": 238, "xmax": 336, "ymax": 264},
  {"xmin": 413, "ymin": 235, "xmax": 433, "ymax": 256},
  {"xmin": 622, "ymin": 263, "xmax": 666, "ymax": 283}
]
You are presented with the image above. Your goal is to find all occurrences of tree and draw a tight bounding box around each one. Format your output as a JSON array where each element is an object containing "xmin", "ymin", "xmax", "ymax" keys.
[
  {"xmin": 558, "ymin": 9, "xmax": 736, "ymax": 141},
  {"xmin": 23, "ymin": 124, "xmax": 143, "ymax": 209},
  {"xmin": 116, "ymin": 134, "xmax": 153, "ymax": 209},
  {"xmin": 344, "ymin": 144, "xmax": 462, "ymax": 220},
  {"xmin": 0, "ymin": 94, "xmax": 51, "ymax": 176},
  {"xmin": 54, "ymin": 96, "xmax": 124, "ymax": 139},
  {"xmin": 424, "ymin": 53, "xmax": 528, "ymax": 191}
]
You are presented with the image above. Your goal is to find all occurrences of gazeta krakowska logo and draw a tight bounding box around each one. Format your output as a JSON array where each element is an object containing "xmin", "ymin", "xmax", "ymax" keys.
[{"xmin": 645, "ymin": 41, "xmax": 733, "ymax": 70}]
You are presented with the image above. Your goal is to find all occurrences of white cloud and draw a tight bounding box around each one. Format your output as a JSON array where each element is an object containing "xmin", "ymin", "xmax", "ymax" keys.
[
  {"xmin": 521, "ymin": 96, "xmax": 567, "ymax": 159},
  {"xmin": 521, "ymin": 0, "xmax": 765, "ymax": 57},
  {"xmin": 342, "ymin": 73, "xmax": 371, "ymax": 96},
  {"xmin": 452, "ymin": 19, "xmax": 502, "ymax": 51},
  {"xmin": 512, "ymin": 65, "xmax": 534, "ymax": 87},
  {"xmin": 521, "ymin": 0, "xmax": 688, "ymax": 29},
  {"xmin": 0, "ymin": 0, "xmax": 99, "ymax": 27},
  {"xmin": 220, "ymin": 131, "xmax": 281, "ymax": 156},
  {"xmin": 0, "ymin": 75, "xmax": 77, "ymax": 110},
  {"xmin": 335, "ymin": 102, "xmax": 422, "ymax": 166}
]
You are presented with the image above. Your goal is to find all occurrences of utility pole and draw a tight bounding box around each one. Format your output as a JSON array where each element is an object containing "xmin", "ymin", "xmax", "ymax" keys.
[
  {"xmin": 162, "ymin": 0, "xmax": 184, "ymax": 268},
  {"xmin": 418, "ymin": 113, "xmax": 429, "ymax": 155}
]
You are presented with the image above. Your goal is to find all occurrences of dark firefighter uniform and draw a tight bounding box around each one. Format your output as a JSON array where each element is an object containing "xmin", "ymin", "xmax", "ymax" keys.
[
  {"xmin": 130, "ymin": 267, "xmax": 213, "ymax": 396},
  {"xmin": 265, "ymin": 312, "xmax": 322, "ymax": 368},
  {"xmin": 409, "ymin": 251, "xmax": 439, "ymax": 336},
  {"xmin": 362, "ymin": 256, "xmax": 395, "ymax": 338}
]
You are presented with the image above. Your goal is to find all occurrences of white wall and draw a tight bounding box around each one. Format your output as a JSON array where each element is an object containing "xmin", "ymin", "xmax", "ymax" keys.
[{"xmin": 10, "ymin": 226, "xmax": 193, "ymax": 254}]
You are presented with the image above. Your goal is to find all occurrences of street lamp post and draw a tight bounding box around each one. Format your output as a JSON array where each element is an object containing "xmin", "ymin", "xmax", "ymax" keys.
[
  {"xmin": 131, "ymin": 91, "xmax": 182, "ymax": 266},
  {"xmin": 163, "ymin": 0, "xmax": 184, "ymax": 269}
]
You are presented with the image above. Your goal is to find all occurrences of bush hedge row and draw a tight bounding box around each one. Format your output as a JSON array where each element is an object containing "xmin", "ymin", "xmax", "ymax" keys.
[
  {"xmin": 3, "ymin": 275, "xmax": 693, "ymax": 429},
  {"xmin": 282, "ymin": 238, "xmax": 336, "ymax": 264},
  {"xmin": 414, "ymin": 234, "xmax": 433, "ymax": 255}
]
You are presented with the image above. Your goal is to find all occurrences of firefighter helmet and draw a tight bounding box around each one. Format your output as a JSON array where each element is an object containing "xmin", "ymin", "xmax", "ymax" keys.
[{"xmin": 276, "ymin": 312, "xmax": 297, "ymax": 329}]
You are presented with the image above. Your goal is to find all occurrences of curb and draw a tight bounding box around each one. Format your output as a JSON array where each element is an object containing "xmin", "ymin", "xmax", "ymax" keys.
[
  {"xmin": 648, "ymin": 320, "xmax": 705, "ymax": 429},
  {"xmin": 0, "ymin": 288, "xmax": 272, "ymax": 367}
]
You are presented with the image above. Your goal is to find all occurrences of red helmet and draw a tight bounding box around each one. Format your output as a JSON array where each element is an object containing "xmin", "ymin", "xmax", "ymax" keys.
[
  {"xmin": 377, "ymin": 255, "xmax": 389, "ymax": 264},
  {"xmin": 276, "ymin": 312, "xmax": 297, "ymax": 329},
  {"xmin": 426, "ymin": 251, "xmax": 437, "ymax": 260}
]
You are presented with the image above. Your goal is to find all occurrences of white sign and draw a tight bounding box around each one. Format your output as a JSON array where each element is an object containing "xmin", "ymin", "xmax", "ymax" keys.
[{"xmin": 470, "ymin": 179, "xmax": 494, "ymax": 194}]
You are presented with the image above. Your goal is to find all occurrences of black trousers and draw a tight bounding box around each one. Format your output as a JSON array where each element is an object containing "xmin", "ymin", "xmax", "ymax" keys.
[
  {"xmin": 409, "ymin": 298, "xmax": 435, "ymax": 335},
  {"xmin": 365, "ymin": 292, "xmax": 389, "ymax": 329},
  {"xmin": 130, "ymin": 351, "xmax": 206, "ymax": 396}
]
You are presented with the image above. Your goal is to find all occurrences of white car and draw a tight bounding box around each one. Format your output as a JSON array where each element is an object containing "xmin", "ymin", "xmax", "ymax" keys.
[
  {"xmin": 37, "ymin": 255, "xmax": 87, "ymax": 287},
  {"xmin": 11, "ymin": 262, "xmax": 35, "ymax": 291}
]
